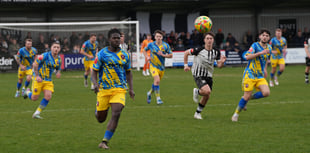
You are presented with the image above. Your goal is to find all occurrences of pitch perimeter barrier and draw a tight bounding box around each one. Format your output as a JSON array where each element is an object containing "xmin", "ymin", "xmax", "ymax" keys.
[
  {"xmin": 0, "ymin": 54, "xmax": 18, "ymax": 72},
  {"xmin": 0, "ymin": 48, "xmax": 306, "ymax": 72}
]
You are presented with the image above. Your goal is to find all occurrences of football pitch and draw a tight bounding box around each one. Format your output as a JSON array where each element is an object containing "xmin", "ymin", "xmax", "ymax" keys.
[{"xmin": 0, "ymin": 65, "xmax": 309, "ymax": 153}]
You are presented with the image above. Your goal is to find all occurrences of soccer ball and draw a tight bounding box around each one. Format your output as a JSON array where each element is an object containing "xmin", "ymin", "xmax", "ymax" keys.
[{"xmin": 194, "ymin": 16, "xmax": 213, "ymax": 33}]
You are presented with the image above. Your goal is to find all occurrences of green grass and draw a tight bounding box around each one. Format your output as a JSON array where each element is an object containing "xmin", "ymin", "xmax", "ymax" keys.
[{"xmin": 0, "ymin": 65, "xmax": 309, "ymax": 153}]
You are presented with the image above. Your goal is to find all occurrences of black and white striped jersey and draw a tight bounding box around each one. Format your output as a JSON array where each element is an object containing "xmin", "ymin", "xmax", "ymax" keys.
[{"xmin": 190, "ymin": 47, "xmax": 221, "ymax": 78}]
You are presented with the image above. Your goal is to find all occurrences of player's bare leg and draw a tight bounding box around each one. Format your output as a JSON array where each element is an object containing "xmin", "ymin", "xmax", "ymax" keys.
[
  {"xmin": 32, "ymin": 90, "xmax": 52, "ymax": 119},
  {"xmin": 84, "ymin": 69, "xmax": 90, "ymax": 87},
  {"xmin": 232, "ymin": 91, "xmax": 252, "ymax": 122},
  {"xmin": 194, "ymin": 85, "xmax": 211, "ymax": 120},
  {"xmin": 15, "ymin": 78, "xmax": 23, "ymax": 98},
  {"xmin": 98, "ymin": 103, "xmax": 124, "ymax": 149},
  {"xmin": 22, "ymin": 75, "xmax": 32, "ymax": 96},
  {"xmin": 305, "ymin": 66, "xmax": 310, "ymax": 84},
  {"xmin": 275, "ymin": 64, "xmax": 285, "ymax": 85},
  {"xmin": 147, "ymin": 75, "xmax": 162, "ymax": 104},
  {"xmin": 270, "ymin": 66, "xmax": 277, "ymax": 87}
]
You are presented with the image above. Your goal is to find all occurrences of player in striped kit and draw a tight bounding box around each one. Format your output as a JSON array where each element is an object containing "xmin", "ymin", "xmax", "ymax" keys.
[{"xmin": 183, "ymin": 32, "xmax": 226, "ymax": 120}]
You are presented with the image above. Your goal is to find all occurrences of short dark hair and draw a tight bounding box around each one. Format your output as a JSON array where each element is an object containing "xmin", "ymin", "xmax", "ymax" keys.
[
  {"xmin": 275, "ymin": 28, "xmax": 282, "ymax": 32},
  {"xmin": 25, "ymin": 39, "xmax": 32, "ymax": 42},
  {"xmin": 108, "ymin": 28, "xmax": 121, "ymax": 38},
  {"xmin": 51, "ymin": 40, "xmax": 60, "ymax": 46},
  {"xmin": 154, "ymin": 30, "xmax": 164, "ymax": 36},
  {"xmin": 204, "ymin": 32, "xmax": 215, "ymax": 39},
  {"xmin": 259, "ymin": 29, "xmax": 271, "ymax": 36},
  {"xmin": 90, "ymin": 33, "xmax": 96, "ymax": 37}
]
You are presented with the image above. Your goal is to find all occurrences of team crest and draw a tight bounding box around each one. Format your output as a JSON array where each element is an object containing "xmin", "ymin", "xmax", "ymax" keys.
[
  {"xmin": 96, "ymin": 101, "xmax": 99, "ymax": 106},
  {"xmin": 34, "ymin": 88, "xmax": 38, "ymax": 92},
  {"xmin": 245, "ymin": 84, "xmax": 249, "ymax": 88},
  {"xmin": 153, "ymin": 71, "xmax": 155, "ymax": 74},
  {"xmin": 121, "ymin": 55, "xmax": 125, "ymax": 60}
]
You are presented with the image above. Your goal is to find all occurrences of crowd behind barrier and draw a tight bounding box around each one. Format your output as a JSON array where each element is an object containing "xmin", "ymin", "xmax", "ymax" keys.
[{"xmin": 0, "ymin": 28, "xmax": 309, "ymax": 71}]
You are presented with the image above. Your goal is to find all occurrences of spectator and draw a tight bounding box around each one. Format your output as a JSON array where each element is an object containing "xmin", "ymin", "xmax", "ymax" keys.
[
  {"xmin": 215, "ymin": 28, "xmax": 224, "ymax": 48},
  {"xmin": 226, "ymin": 33, "xmax": 237, "ymax": 48},
  {"xmin": 233, "ymin": 41, "xmax": 243, "ymax": 56},
  {"xmin": 76, "ymin": 33, "xmax": 84, "ymax": 47},
  {"xmin": 302, "ymin": 27, "xmax": 310, "ymax": 40},
  {"xmin": 243, "ymin": 30, "xmax": 254, "ymax": 49},
  {"xmin": 54, "ymin": 35, "xmax": 62, "ymax": 44},
  {"xmin": 97, "ymin": 33, "xmax": 108, "ymax": 50},
  {"xmin": 82, "ymin": 32, "xmax": 90, "ymax": 42},
  {"xmin": 61, "ymin": 37, "xmax": 70, "ymax": 54},
  {"xmin": 174, "ymin": 39, "xmax": 185, "ymax": 51},
  {"xmin": 44, "ymin": 43, "xmax": 49, "ymax": 53},
  {"xmin": 223, "ymin": 41, "xmax": 233, "ymax": 51},
  {"xmin": 0, "ymin": 37, "xmax": 9, "ymax": 54},
  {"xmin": 292, "ymin": 30, "xmax": 304, "ymax": 47},
  {"xmin": 162, "ymin": 30, "xmax": 167, "ymax": 42},
  {"xmin": 36, "ymin": 33, "xmax": 46, "ymax": 54},
  {"xmin": 70, "ymin": 32, "xmax": 78, "ymax": 49},
  {"xmin": 167, "ymin": 31, "xmax": 176, "ymax": 48},
  {"xmin": 25, "ymin": 32, "xmax": 32, "ymax": 40},
  {"xmin": 8, "ymin": 38, "xmax": 20, "ymax": 56},
  {"xmin": 5, "ymin": 34, "xmax": 11, "ymax": 44},
  {"xmin": 178, "ymin": 32, "xmax": 186, "ymax": 42},
  {"xmin": 49, "ymin": 34, "xmax": 55, "ymax": 45},
  {"xmin": 191, "ymin": 30, "xmax": 203, "ymax": 47},
  {"xmin": 184, "ymin": 32, "xmax": 193, "ymax": 49}
]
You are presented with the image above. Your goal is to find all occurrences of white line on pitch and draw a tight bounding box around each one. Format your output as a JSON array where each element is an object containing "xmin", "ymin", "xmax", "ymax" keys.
[{"xmin": 0, "ymin": 100, "xmax": 306, "ymax": 114}]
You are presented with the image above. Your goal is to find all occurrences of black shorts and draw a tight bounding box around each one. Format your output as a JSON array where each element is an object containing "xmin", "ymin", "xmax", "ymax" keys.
[
  {"xmin": 306, "ymin": 57, "xmax": 310, "ymax": 66},
  {"xmin": 194, "ymin": 76, "xmax": 213, "ymax": 90}
]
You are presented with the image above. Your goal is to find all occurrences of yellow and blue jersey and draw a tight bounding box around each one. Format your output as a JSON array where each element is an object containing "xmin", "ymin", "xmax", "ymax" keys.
[
  {"xmin": 270, "ymin": 37, "xmax": 287, "ymax": 59},
  {"xmin": 35, "ymin": 51, "xmax": 61, "ymax": 81},
  {"xmin": 81, "ymin": 40, "xmax": 98, "ymax": 61},
  {"xmin": 243, "ymin": 42, "xmax": 272, "ymax": 79},
  {"xmin": 144, "ymin": 41, "xmax": 172, "ymax": 71},
  {"xmin": 92, "ymin": 47, "xmax": 131, "ymax": 90},
  {"xmin": 17, "ymin": 47, "xmax": 37, "ymax": 70}
]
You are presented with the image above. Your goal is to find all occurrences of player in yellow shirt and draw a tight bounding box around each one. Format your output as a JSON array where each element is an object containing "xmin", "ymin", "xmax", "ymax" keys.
[
  {"xmin": 269, "ymin": 28, "xmax": 287, "ymax": 86},
  {"xmin": 14, "ymin": 39, "xmax": 37, "ymax": 97},
  {"xmin": 80, "ymin": 33, "xmax": 98, "ymax": 90},
  {"xmin": 24, "ymin": 41, "xmax": 62, "ymax": 119},
  {"xmin": 92, "ymin": 29, "xmax": 135, "ymax": 149},
  {"xmin": 143, "ymin": 30, "xmax": 173, "ymax": 105},
  {"xmin": 232, "ymin": 29, "xmax": 272, "ymax": 122},
  {"xmin": 140, "ymin": 34, "xmax": 153, "ymax": 76}
]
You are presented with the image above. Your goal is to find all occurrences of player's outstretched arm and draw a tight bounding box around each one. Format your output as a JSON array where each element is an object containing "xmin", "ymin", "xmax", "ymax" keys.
[
  {"xmin": 126, "ymin": 70, "xmax": 135, "ymax": 101},
  {"xmin": 142, "ymin": 48, "xmax": 150, "ymax": 61},
  {"xmin": 183, "ymin": 49, "xmax": 191, "ymax": 72},
  {"xmin": 91, "ymin": 69, "xmax": 99, "ymax": 94}
]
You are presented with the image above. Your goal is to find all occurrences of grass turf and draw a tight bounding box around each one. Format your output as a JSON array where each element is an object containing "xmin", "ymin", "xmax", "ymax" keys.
[{"xmin": 0, "ymin": 65, "xmax": 309, "ymax": 153}]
